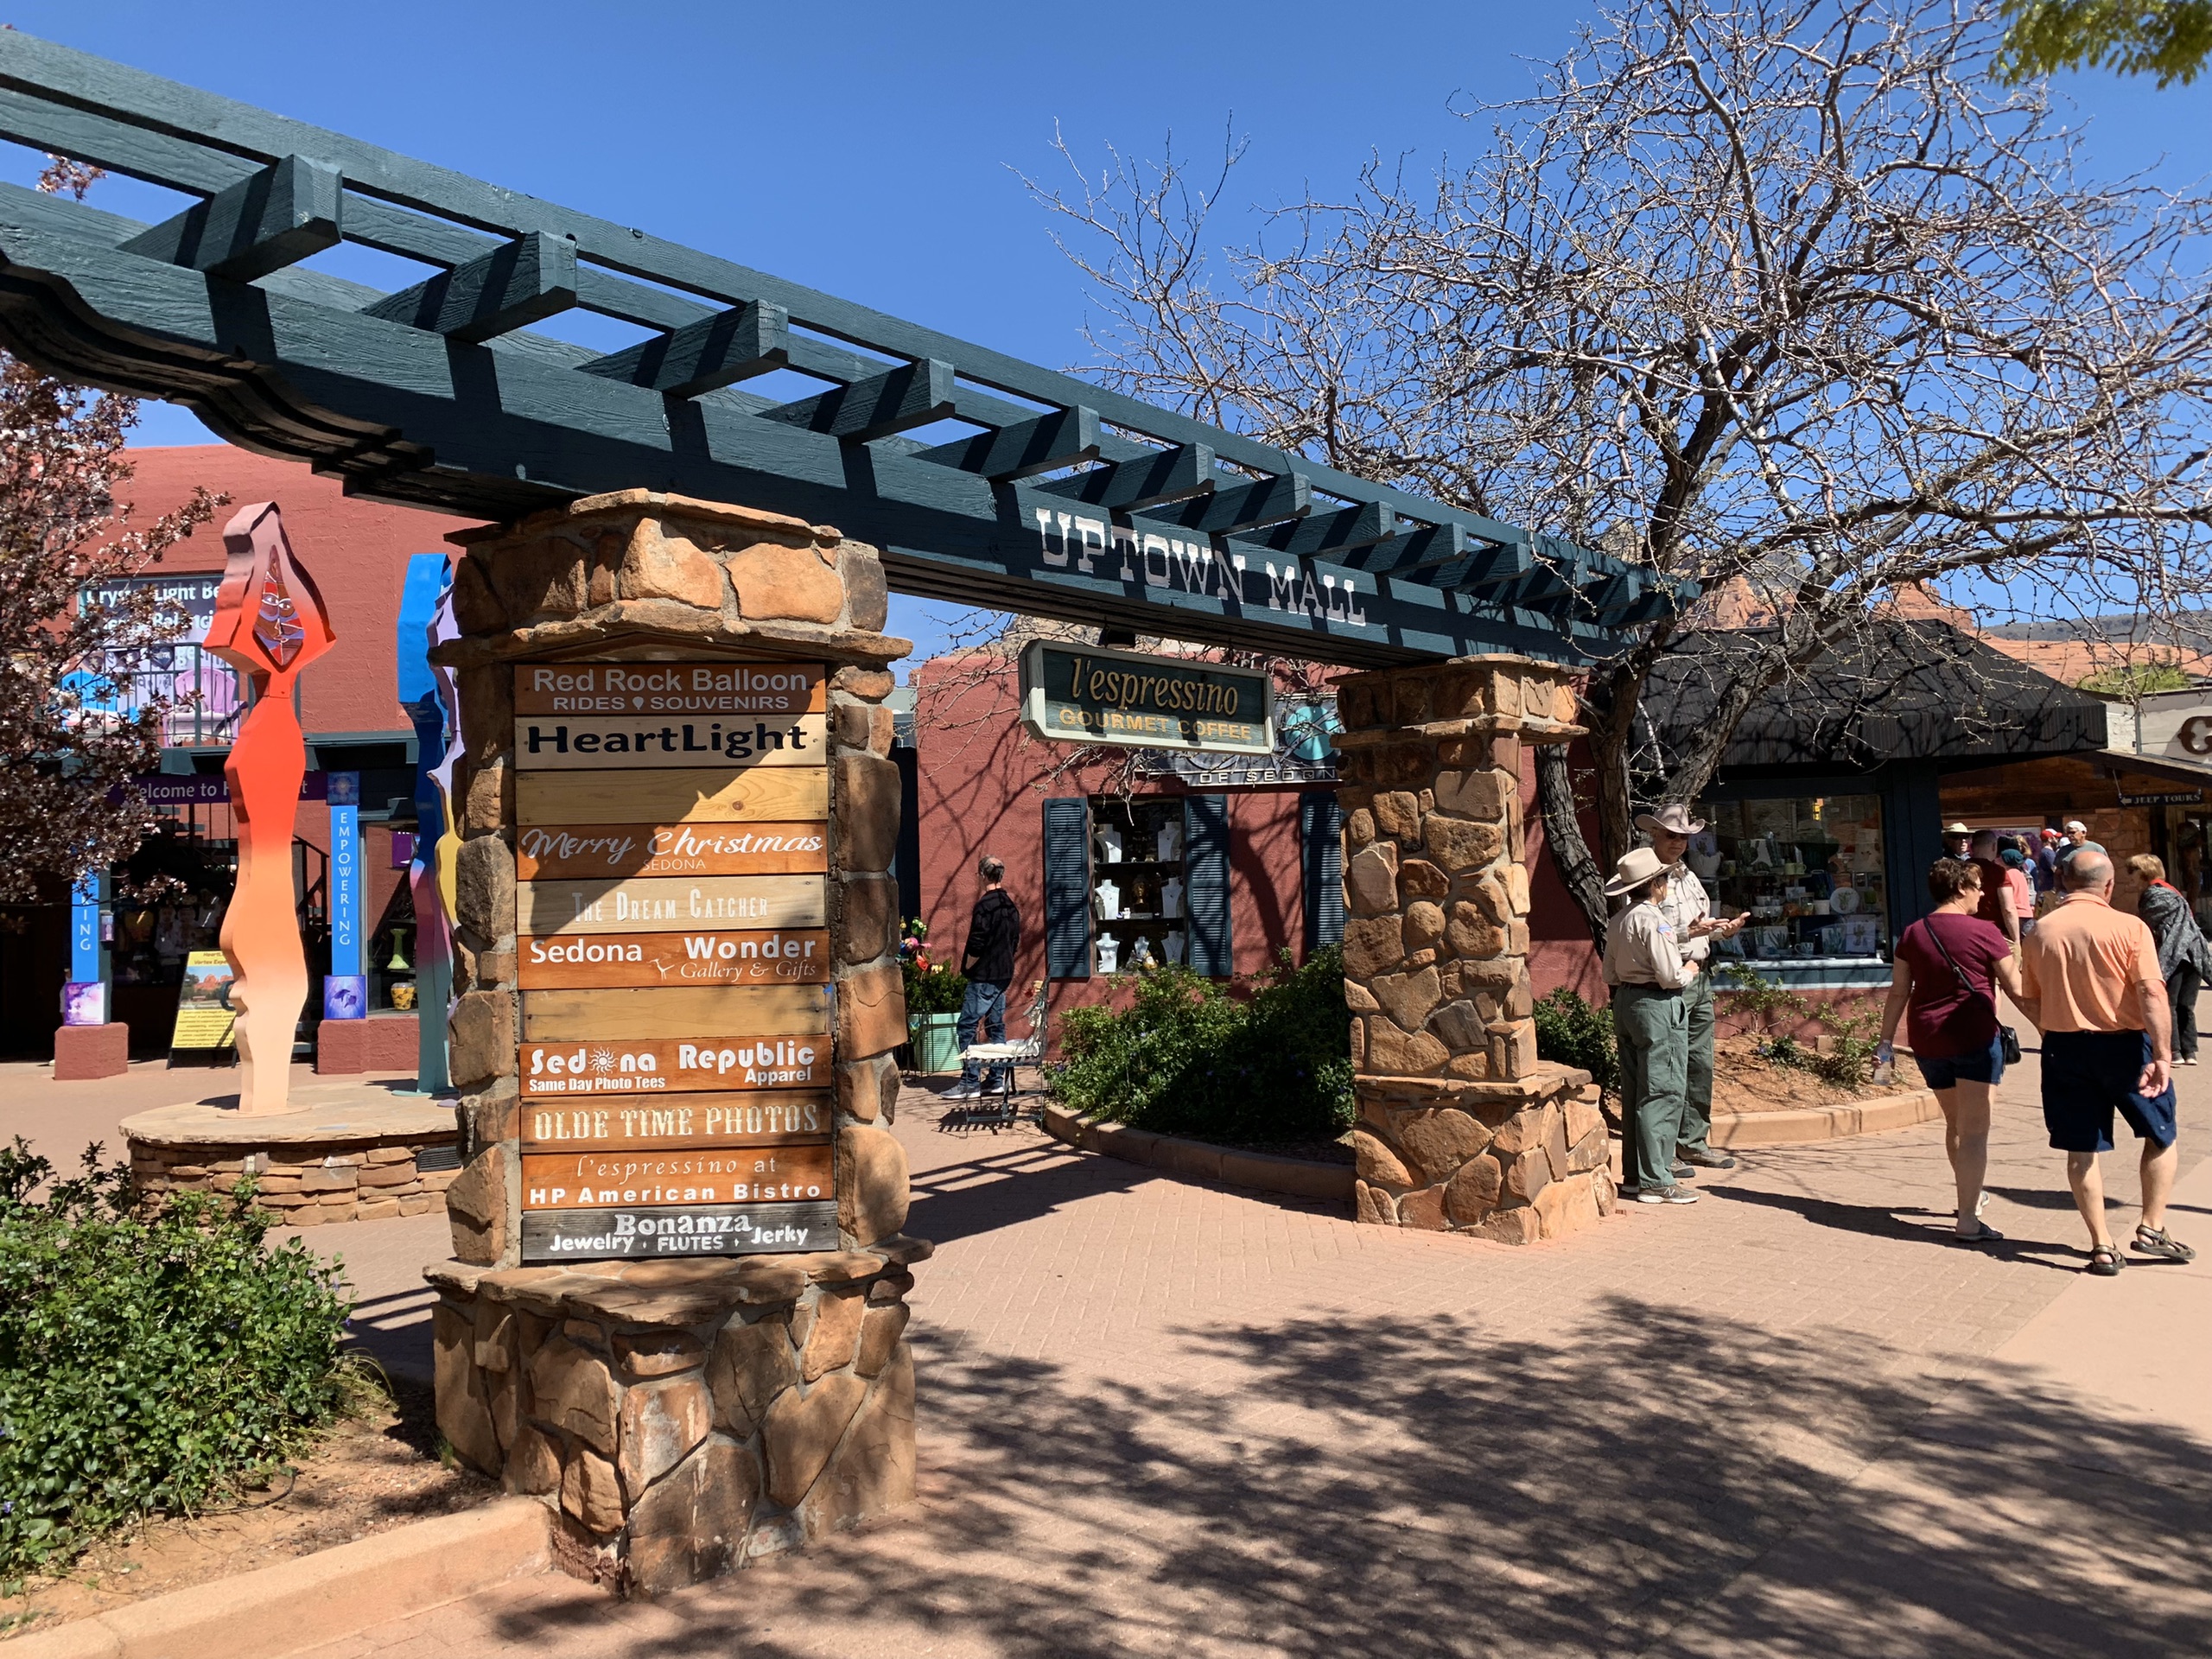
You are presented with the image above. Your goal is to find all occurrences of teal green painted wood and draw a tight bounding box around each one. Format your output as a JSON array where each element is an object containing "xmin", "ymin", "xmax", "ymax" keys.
[{"xmin": 0, "ymin": 27, "xmax": 1694, "ymax": 669}]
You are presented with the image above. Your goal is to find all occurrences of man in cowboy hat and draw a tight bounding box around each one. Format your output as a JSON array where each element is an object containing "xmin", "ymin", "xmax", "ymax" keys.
[
  {"xmin": 1944, "ymin": 822, "xmax": 1974, "ymax": 858},
  {"xmin": 1637, "ymin": 802, "xmax": 1747, "ymax": 1174},
  {"xmin": 1604, "ymin": 846, "xmax": 1702, "ymax": 1205}
]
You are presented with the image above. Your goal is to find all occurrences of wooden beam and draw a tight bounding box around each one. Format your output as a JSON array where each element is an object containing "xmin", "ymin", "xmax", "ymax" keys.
[
  {"xmin": 1224, "ymin": 498, "xmax": 1397, "ymax": 562},
  {"xmin": 1035, "ymin": 443, "xmax": 1214, "ymax": 512},
  {"xmin": 1138, "ymin": 470, "xmax": 1312, "ymax": 537},
  {"xmin": 913, "ymin": 405, "xmax": 1100, "ymax": 480},
  {"xmin": 121, "ymin": 155, "xmax": 341, "ymax": 282},
  {"xmin": 361, "ymin": 231, "xmax": 577, "ymax": 341},
  {"xmin": 577, "ymin": 300, "xmax": 790, "ymax": 396},
  {"xmin": 753, "ymin": 357, "xmax": 955, "ymax": 442},
  {"xmin": 1344, "ymin": 524, "xmax": 1529, "ymax": 586}
]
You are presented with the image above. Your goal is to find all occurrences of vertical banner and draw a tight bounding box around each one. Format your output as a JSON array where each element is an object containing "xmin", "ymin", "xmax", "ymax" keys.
[
  {"xmin": 398, "ymin": 553, "xmax": 455, "ymax": 1092},
  {"xmin": 63, "ymin": 870, "xmax": 109, "ymax": 1026},
  {"xmin": 323, "ymin": 771, "xmax": 365, "ymax": 1020}
]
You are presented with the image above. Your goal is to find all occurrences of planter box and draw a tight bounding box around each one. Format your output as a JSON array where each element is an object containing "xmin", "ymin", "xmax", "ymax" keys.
[{"xmin": 908, "ymin": 1012, "xmax": 962, "ymax": 1074}]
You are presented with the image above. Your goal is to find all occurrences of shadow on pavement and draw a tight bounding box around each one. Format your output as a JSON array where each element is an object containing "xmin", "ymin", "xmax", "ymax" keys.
[
  {"xmin": 904, "ymin": 1131, "xmax": 1155, "ymax": 1248},
  {"xmin": 469, "ymin": 1296, "xmax": 2212, "ymax": 1658}
]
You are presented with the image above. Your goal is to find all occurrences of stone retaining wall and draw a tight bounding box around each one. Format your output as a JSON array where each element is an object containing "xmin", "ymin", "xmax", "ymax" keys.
[{"xmin": 130, "ymin": 1133, "xmax": 459, "ymax": 1224}]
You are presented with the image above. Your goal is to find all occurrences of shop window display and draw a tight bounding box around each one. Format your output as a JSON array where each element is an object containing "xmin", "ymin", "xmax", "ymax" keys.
[
  {"xmin": 1089, "ymin": 797, "xmax": 1189, "ymax": 974},
  {"xmin": 1698, "ymin": 794, "xmax": 1890, "ymax": 964}
]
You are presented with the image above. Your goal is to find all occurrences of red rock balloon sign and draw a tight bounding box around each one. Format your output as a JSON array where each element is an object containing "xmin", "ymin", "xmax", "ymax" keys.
[{"xmin": 204, "ymin": 503, "xmax": 336, "ymax": 1114}]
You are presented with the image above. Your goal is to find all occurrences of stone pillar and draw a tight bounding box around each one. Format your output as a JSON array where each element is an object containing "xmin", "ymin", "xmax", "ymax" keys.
[
  {"xmin": 422, "ymin": 489, "xmax": 925, "ymax": 1593},
  {"xmin": 1332, "ymin": 655, "xmax": 1612, "ymax": 1244}
]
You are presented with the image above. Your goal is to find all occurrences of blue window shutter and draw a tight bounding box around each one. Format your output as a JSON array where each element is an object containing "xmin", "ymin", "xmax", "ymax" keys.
[
  {"xmin": 1301, "ymin": 791, "xmax": 1344, "ymax": 950},
  {"xmin": 1184, "ymin": 793, "xmax": 1232, "ymax": 977},
  {"xmin": 1043, "ymin": 797, "xmax": 1092, "ymax": 980}
]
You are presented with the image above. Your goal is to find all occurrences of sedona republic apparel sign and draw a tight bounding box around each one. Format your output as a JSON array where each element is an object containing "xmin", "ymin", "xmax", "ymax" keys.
[{"xmin": 512, "ymin": 659, "xmax": 838, "ymax": 1263}]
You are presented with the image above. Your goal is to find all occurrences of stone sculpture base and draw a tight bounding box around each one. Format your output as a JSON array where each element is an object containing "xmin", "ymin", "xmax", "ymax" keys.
[
  {"xmin": 123, "ymin": 1091, "xmax": 461, "ymax": 1224},
  {"xmin": 53, "ymin": 1020, "xmax": 130, "ymax": 1079},
  {"xmin": 428, "ymin": 1237, "xmax": 929, "ymax": 1597}
]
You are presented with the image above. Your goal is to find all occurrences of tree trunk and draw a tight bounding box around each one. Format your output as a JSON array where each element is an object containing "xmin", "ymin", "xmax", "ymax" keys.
[{"xmin": 1532, "ymin": 741, "xmax": 1607, "ymax": 949}]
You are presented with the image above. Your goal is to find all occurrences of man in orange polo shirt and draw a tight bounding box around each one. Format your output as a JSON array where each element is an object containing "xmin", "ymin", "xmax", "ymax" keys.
[{"xmin": 2016, "ymin": 849, "xmax": 2192, "ymax": 1274}]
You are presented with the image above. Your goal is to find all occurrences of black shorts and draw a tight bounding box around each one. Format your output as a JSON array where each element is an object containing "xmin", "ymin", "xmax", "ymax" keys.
[{"xmin": 2040, "ymin": 1030, "xmax": 2178, "ymax": 1154}]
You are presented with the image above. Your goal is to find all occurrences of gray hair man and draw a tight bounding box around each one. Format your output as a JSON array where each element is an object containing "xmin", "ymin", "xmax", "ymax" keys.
[{"xmin": 2016, "ymin": 849, "xmax": 2192, "ymax": 1274}]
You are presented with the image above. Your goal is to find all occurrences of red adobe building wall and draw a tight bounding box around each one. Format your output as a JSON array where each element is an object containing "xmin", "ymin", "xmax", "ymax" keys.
[{"xmin": 906, "ymin": 654, "xmax": 1312, "ymax": 1032}]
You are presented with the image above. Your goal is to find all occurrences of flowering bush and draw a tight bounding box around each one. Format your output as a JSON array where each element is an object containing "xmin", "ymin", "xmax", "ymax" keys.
[
  {"xmin": 0, "ymin": 1141, "xmax": 352, "ymax": 1575},
  {"xmin": 899, "ymin": 919, "xmax": 969, "ymax": 1016}
]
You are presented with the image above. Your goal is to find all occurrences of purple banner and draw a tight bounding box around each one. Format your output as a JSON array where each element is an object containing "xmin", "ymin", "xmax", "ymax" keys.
[{"xmin": 123, "ymin": 772, "xmax": 330, "ymax": 806}]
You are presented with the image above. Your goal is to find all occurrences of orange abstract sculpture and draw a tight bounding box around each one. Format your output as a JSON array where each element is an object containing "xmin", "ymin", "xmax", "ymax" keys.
[{"xmin": 205, "ymin": 502, "xmax": 336, "ymax": 1114}]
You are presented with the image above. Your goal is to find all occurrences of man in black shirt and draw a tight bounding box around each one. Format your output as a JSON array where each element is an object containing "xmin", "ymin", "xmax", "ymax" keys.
[{"xmin": 947, "ymin": 855, "xmax": 1021, "ymax": 1099}]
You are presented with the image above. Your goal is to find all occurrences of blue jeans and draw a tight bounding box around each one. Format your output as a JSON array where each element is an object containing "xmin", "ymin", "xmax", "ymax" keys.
[{"xmin": 957, "ymin": 980, "xmax": 1008, "ymax": 1087}]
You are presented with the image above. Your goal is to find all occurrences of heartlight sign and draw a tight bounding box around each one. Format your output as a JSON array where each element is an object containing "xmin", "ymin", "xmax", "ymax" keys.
[{"xmin": 1019, "ymin": 642, "xmax": 1274, "ymax": 756}]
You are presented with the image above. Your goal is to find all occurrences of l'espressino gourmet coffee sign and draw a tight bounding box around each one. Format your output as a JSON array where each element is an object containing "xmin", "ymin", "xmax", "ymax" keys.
[
  {"xmin": 1018, "ymin": 641, "xmax": 1274, "ymax": 756},
  {"xmin": 512, "ymin": 658, "xmax": 838, "ymax": 1264}
]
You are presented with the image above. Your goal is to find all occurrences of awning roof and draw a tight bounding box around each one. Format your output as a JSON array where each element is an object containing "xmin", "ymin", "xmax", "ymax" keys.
[{"xmin": 1649, "ymin": 621, "xmax": 2110, "ymax": 772}]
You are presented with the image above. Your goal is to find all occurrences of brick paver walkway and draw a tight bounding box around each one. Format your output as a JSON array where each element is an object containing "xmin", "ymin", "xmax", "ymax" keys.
[{"xmin": 277, "ymin": 1051, "xmax": 2212, "ymax": 1659}]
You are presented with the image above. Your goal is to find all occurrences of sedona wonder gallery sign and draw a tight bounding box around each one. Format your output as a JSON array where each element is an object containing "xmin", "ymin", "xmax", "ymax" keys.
[{"xmin": 1019, "ymin": 641, "xmax": 1274, "ymax": 756}]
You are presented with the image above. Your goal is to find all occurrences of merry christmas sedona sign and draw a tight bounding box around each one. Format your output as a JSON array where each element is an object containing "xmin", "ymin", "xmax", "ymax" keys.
[{"xmin": 511, "ymin": 660, "xmax": 838, "ymax": 1261}]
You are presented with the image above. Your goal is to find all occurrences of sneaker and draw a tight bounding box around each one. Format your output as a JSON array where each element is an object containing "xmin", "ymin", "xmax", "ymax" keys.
[
  {"xmin": 1636, "ymin": 1185, "xmax": 1700, "ymax": 1205},
  {"xmin": 942, "ymin": 1082, "xmax": 982, "ymax": 1101},
  {"xmin": 1681, "ymin": 1147, "xmax": 1738, "ymax": 1169},
  {"xmin": 1671, "ymin": 1160, "xmax": 1695, "ymax": 1179}
]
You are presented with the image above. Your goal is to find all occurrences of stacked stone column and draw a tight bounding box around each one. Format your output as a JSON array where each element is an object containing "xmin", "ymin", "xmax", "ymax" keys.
[
  {"xmin": 423, "ymin": 489, "xmax": 924, "ymax": 1593},
  {"xmin": 1334, "ymin": 655, "xmax": 1613, "ymax": 1243}
]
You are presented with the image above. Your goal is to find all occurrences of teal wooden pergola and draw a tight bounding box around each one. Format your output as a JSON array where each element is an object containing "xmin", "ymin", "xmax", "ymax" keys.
[{"xmin": 0, "ymin": 31, "xmax": 1685, "ymax": 668}]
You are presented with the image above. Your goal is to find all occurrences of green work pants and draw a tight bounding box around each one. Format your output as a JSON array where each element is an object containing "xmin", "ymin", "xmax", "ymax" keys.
[
  {"xmin": 1614, "ymin": 982, "xmax": 1689, "ymax": 1192},
  {"xmin": 1676, "ymin": 967, "xmax": 1716, "ymax": 1154}
]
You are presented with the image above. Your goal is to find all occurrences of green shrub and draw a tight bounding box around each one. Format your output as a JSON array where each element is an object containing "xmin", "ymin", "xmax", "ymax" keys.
[
  {"xmin": 0, "ymin": 1141, "xmax": 353, "ymax": 1576},
  {"xmin": 1532, "ymin": 986, "xmax": 1619, "ymax": 1092},
  {"xmin": 898, "ymin": 918, "xmax": 969, "ymax": 1015},
  {"xmin": 1048, "ymin": 948, "xmax": 1353, "ymax": 1142},
  {"xmin": 1715, "ymin": 963, "xmax": 1883, "ymax": 1087}
]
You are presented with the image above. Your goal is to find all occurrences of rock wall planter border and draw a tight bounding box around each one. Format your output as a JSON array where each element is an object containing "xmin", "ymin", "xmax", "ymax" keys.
[
  {"xmin": 1040, "ymin": 1105, "xmax": 1355, "ymax": 1205},
  {"xmin": 1708, "ymin": 1088, "xmax": 1941, "ymax": 1147}
]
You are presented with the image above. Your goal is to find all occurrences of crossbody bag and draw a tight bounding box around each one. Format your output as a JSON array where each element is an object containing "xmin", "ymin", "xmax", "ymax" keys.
[{"xmin": 1921, "ymin": 918, "xmax": 2023, "ymax": 1065}]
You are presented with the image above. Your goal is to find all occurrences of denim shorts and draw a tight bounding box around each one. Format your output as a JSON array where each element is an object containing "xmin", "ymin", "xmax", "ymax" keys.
[
  {"xmin": 1913, "ymin": 1034, "xmax": 2005, "ymax": 1091},
  {"xmin": 2041, "ymin": 1029, "xmax": 2178, "ymax": 1154}
]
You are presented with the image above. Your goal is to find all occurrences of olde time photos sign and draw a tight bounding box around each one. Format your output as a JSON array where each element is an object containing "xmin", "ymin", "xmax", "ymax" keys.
[
  {"xmin": 514, "ymin": 659, "xmax": 837, "ymax": 1262},
  {"xmin": 1018, "ymin": 641, "xmax": 1275, "ymax": 756}
]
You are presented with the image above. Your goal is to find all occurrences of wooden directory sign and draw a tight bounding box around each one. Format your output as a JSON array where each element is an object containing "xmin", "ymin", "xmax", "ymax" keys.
[
  {"xmin": 513, "ymin": 658, "xmax": 835, "ymax": 1263},
  {"xmin": 524, "ymin": 1093, "xmax": 830, "ymax": 1150},
  {"xmin": 519, "ymin": 929, "xmax": 831, "ymax": 990},
  {"xmin": 515, "ymin": 823, "xmax": 827, "ymax": 880},
  {"xmin": 517, "ymin": 768, "xmax": 826, "ymax": 827},
  {"xmin": 519, "ymin": 983, "xmax": 830, "ymax": 1041},
  {"xmin": 518, "ymin": 874, "xmax": 824, "ymax": 936}
]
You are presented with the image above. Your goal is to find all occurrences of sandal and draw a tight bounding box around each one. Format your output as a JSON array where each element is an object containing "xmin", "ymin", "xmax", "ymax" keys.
[
  {"xmin": 2133, "ymin": 1226, "xmax": 2196, "ymax": 1263},
  {"xmin": 1951, "ymin": 1223, "xmax": 2004, "ymax": 1245},
  {"xmin": 2085, "ymin": 1245, "xmax": 2126, "ymax": 1276}
]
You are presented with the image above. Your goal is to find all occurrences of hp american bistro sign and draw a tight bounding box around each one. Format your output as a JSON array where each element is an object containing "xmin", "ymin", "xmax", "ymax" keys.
[{"xmin": 513, "ymin": 661, "xmax": 836, "ymax": 1262}]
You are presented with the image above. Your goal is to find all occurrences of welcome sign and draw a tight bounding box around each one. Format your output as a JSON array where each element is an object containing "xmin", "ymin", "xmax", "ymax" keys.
[
  {"xmin": 513, "ymin": 658, "xmax": 836, "ymax": 1261},
  {"xmin": 1019, "ymin": 641, "xmax": 1274, "ymax": 756}
]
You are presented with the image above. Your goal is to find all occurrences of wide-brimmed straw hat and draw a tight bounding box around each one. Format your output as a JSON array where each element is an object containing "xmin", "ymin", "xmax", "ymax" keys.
[
  {"xmin": 1944, "ymin": 822, "xmax": 1971, "ymax": 836},
  {"xmin": 1605, "ymin": 846, "xmax": 1672, "ymax": 898},
  {"xmin": 1633, "ymin": 803, "xmax": 1706, "ymax": 837}
]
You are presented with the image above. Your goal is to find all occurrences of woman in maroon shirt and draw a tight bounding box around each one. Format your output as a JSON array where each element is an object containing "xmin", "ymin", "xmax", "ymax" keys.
[{"xmin": 1878, "ymin": 858, "xmax": 2027, "ymax": 1243}]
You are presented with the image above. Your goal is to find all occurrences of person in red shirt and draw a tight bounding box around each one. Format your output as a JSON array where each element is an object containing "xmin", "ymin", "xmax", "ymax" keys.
[
  {"xmin": 1878, "ymin": 858, "xmax": 2025, "ymax": 1243},
  {"xmin": 1967, "ymin": 828, "xmax": 2020, "ymax": 948}
]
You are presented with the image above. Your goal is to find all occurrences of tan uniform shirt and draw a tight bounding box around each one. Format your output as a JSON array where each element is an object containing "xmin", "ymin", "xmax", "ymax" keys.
[
  {"xmin": 1605, "ymin": 901, "xmax": 1695, "ymax": 990},
  {"xmin": 1656, "ymin": 866, "xmax": 1712, "ymax": 964}
]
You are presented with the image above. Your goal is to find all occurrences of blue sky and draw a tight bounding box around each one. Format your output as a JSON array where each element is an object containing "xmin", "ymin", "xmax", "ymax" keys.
[{"xmin": 7, "ymin": 2, "xmax": 2209, "ymax": 664}]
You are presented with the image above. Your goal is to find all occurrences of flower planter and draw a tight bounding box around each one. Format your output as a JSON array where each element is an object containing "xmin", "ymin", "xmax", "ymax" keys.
[{"xmin": 908, "ymin": 1012, "xmax": 963, "ymax": 1075}]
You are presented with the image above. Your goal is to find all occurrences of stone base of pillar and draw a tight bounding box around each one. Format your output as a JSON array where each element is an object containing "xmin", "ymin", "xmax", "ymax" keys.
[
  {"xmin": 1351, "ymin": 1062, "xmax": 1613, "ymax": 1241},
  {"xmin": 426, "ymin": 1236, "xmax": 929, "ymax": 1598},
  {"xmin": 53, "ymin": 1021, "xmax": 130, "ymax": 1079}
]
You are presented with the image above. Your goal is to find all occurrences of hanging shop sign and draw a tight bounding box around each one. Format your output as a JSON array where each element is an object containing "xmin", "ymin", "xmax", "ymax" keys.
[
  {"xmin": 513, "ymin": 659, "xmax": 836, "ymax": 1263},
  {"xmin": 1018, "ymin": 641, "xmax": 1274, "ymax": 756},
  {"xmin": 2118, "ymin": 790, "xmax": 2206, "ymax": 807}
]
